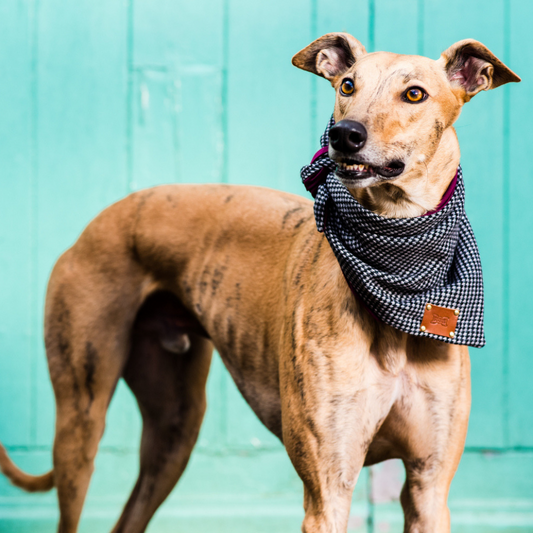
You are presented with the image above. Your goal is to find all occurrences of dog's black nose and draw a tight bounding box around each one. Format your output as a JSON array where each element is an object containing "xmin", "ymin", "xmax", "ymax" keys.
[{"xmin": 329, "ymin": 120, "xmax": 367, "ymax": 153}]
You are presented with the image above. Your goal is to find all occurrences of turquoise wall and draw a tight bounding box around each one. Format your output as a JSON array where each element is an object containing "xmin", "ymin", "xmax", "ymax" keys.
[{"xmin": 0, "ymin": 0, "xmax": 532, "ymax": 531}]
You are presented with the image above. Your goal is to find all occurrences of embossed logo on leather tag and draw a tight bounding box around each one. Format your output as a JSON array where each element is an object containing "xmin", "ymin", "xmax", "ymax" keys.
[{"xmin": 420, "ymin": 304, "xmax": 459, "ymax": 338}]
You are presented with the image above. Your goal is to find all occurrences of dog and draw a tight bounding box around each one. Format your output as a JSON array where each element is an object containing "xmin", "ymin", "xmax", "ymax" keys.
[{"xmin": 0, "ymin": 33, "xmax": 520, "ymax": 533}]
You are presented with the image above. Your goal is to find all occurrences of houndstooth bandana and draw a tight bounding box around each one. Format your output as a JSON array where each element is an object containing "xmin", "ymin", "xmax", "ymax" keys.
[{"xmin": 301, "ymin": 116, "xmax": 485, "ymax": 348}]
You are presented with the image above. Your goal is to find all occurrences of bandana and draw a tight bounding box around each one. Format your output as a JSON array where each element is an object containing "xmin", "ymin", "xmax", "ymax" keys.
[{"xmin": 301, "ymin": 116, "xmax": 485, "ymax": 348}]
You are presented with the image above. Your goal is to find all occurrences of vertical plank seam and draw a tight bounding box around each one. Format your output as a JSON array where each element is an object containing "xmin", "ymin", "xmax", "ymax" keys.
[
  {"xmin": 29, "ymin": 0, "xmax": 40, "ymax": 447},
  {"xmin": 417, "ymin": 0, "xmax": 424, "ymax": 56},
  {"xmin": 310, "ymin": 0, "xmax": 317, "ymax": 151},
  {"xmin": 126, "ymin": 0, "xmax": 134, "ymax": 193},
  {"xmin": 220, "ymin": 0, "xmax": 230, "ymax": 447},
  {"xmin": 221, "ymin": 0, "xmax": 229, "ymax": 185},
  {"xmin": 172, "ymin": 71, "xmax": 182, "ymax": 184},
  {"xmin": 367, "ymin": 466, "xmax": 375, "ymax": 533},
  {"xmin": 502, "ymin": 0, "xmax": 511, "ymax": 448},
  {"xmin": 368, "ymin": 0, "xmax": 375, "ymax": 52}
]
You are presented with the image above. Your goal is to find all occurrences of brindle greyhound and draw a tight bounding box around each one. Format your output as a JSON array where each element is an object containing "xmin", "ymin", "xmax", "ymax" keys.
[{"xmin": 0, "ymin": 33, "xmax": 520, "ymax": 533}]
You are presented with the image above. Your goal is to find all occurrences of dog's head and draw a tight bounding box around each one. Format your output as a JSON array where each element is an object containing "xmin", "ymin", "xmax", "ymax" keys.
[{"xmin": 293, "ymin": 33, "xmax": 520, "ymax": 216}]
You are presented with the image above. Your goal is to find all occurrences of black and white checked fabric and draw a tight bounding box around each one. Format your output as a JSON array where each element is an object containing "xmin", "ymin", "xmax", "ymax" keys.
[{"xmin": 301, "ymin": 117, "xmax": 485, "ymax": 348}]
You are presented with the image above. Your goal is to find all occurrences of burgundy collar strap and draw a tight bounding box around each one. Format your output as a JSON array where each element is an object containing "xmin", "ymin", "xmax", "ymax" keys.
[{"xmin": 300, "ymin": 117, "xmax": 485, "ymax": 348}]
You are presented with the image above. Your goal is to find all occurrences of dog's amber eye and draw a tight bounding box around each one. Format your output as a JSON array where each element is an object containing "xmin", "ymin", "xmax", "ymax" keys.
[
  {"xmin": 340, "ymin": 79, "xmax": 355, "ymax": 96},
  {"xmin": 404, "ymin": 87, "xmax": 427, "ymax": 103}
]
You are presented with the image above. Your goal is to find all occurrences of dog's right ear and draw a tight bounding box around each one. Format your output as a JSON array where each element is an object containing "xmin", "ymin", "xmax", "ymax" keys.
[
  {"xmin": 439, "ymin": 39, "xmax": 521, "ymax": 102},
  {"xmin": 292, "ymin": 33, "xmax": 367, "ymax": 83}
]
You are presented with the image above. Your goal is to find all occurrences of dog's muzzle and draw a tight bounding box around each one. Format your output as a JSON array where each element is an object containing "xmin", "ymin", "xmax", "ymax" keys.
[{"xmin": 328, "ymin": 119, "xmax": 404, "ymax": 181}]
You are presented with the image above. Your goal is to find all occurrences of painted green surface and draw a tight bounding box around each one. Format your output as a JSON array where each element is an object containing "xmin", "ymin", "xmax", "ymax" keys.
[{"xmin": 0, "ymin": 0, "xmax": 532, "ymax": 531}]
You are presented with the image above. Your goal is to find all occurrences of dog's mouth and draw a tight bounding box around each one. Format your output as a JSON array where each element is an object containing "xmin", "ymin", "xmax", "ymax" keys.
[{"xmin": 335, "ymin": 159, "xmax": 405, "ymax": 180}]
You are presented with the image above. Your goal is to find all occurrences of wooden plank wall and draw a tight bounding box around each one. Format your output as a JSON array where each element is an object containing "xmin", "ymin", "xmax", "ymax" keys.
[{"xmin": 0, "ymin": 1, "xmax": 532, "ymax": 531}]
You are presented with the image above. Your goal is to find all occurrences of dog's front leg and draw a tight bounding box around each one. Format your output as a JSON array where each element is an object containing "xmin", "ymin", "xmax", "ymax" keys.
[
  {"xmin": 393, "ymin": 344, "xmax": 471, "ymax": 533},
  {"xmin": 280, "ymin": 344, "xmax": 394, "ymax": 533}
]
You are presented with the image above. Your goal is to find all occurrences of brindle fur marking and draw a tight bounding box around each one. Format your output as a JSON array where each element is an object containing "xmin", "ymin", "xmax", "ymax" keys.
[{"xmin": 0, "ymin": 33, "xmax": 520, "ymax": 533}]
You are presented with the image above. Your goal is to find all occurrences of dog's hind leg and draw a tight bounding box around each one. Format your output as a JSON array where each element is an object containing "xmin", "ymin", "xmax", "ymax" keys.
[
  {"xmin": 111, "ymin": 293, "xmax": 212, "ymax": 533},
  {"xmin": 52, "ymin": 347, "xmax": 123, "ymax": 533},
  {"xmin": 45, "ymin": 256, "xmax": 144, "ymax": 533}
]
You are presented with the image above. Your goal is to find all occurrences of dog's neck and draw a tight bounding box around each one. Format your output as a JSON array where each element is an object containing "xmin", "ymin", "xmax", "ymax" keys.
[{"xmin": 349, "ymin": 128, "xmax": 461, "ymax": 218}]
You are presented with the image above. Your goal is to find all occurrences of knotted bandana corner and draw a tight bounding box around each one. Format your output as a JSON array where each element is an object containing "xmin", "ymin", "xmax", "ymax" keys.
[{"xmin": 300, "ymin": 116, "xmax": 485, "ymax": 348}]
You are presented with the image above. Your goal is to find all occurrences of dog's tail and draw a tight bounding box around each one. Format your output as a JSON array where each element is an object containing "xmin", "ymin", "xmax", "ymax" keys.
[{"xmin": 0, "ymin": 442, "xmax": 54, "ymax": 492}]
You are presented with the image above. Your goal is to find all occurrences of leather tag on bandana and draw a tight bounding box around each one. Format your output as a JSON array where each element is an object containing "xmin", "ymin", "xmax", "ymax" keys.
[{"xmin": 420, "ymin": 303, "xmax": 459, "ymax": 339}]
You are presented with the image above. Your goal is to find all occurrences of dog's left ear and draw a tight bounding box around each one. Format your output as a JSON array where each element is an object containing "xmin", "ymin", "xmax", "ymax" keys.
[
  {"xmin": 292, "ymin": 32, "xmax": 367, "ymax": 83},
  {"xmin": 439, "ymin": 39, "xmax": 521, "ymax": 102}
]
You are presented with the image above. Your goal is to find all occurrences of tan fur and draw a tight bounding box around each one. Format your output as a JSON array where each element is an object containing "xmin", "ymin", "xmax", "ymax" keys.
[{"xmin": 0, "ymin": 33, "xmax": 519, "ymax": 533}]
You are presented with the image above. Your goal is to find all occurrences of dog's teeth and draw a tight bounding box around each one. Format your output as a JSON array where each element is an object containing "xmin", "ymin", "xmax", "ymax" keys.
[{"xmin": 339, "ymin": 163, "xmax": 371, "ymax": 172}]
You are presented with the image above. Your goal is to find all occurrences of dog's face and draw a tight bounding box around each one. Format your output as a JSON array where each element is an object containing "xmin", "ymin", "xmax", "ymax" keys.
[
  {"xmin": 293, "ymin": 33, "xmax": 520, "ymax": 193},
  {"xmin": 326, "ymin": 52, "xmax": 460, "ymax": 190}
]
